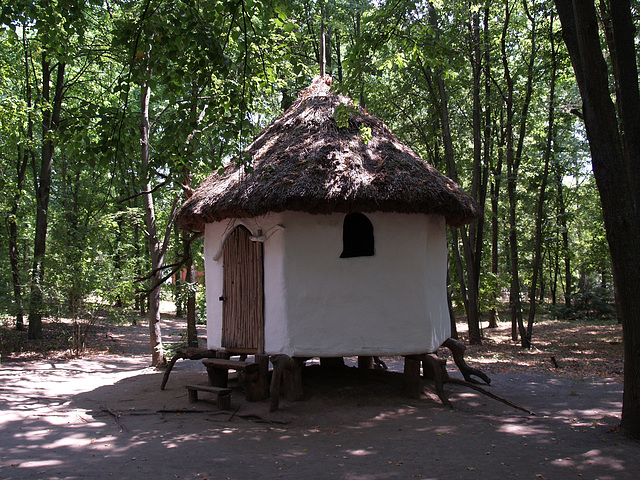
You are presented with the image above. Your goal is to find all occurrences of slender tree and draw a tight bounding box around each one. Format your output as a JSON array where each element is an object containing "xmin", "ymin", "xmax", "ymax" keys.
[{"xmin": 527, "ymin": 13, "xmax": 558, "ymax": 343}]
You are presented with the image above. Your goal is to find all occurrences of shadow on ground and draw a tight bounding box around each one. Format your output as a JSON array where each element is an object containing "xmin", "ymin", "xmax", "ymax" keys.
[{"xmin": 1, "ymin": 353, "xmax": 637, "ymax": 480}]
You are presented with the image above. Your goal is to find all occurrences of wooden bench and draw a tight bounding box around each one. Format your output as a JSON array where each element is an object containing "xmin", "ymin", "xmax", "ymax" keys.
[
  {"xmin": 185, "ymin": 384, "xmax": 232, "ymax": 410},
  {"xmin": 202, "ymin": 356, "xmax": 269, "ymax": 402},
  {"xmin": 201, "ymin": 358, "xmax": 258, "ymax": 387}
]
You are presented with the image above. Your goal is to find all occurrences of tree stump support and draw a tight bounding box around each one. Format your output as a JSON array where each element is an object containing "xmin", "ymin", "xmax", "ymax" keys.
[
  {"xmin": 269, "ymin": 354, "xmax": 304, "ymax": 412},
  {"xmin": 237, "ymin": 354, "xmax": 270, "ymax": 401},
  {"xmin": 401, "ymin": 340, "xmax": 533, "ymax": 414},
  {"xmin": 421, "ymin": 354, "xmax": 451, "ymax": 406},
  {"xmin": 403, "ymin": 355, "xmax": 423, "ymax": 399},
  {"xmin": 403, "ymin": 354, "xmax": 450, "ymax": 406},
  {"xmin": 443, "ymin": 337, "xmax": 491, "ymax": 385},
  {"xmin": 358, "ymin": 356, "xmax": 373, "ymax": 369}
]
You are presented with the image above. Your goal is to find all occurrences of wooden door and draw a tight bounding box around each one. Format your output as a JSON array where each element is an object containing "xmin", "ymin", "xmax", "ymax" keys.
[{"xmin": 221, "ymin": 226, "xmax": 264, "ymax": 353}]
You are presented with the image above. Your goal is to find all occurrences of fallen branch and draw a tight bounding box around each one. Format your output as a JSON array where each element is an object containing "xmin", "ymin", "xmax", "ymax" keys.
[
  {"xmin": 446, "ymin": 378, "xmax": 536, "ymax": 415},
  {"xmin": 100, "ymin": 405, "xmax": 128, "ymax": 432}
]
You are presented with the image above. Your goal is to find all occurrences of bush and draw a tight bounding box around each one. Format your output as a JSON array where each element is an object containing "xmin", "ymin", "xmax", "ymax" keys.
[{"xmin": 550, "ymin": 284, "xmax": 616, "ymax": 320}]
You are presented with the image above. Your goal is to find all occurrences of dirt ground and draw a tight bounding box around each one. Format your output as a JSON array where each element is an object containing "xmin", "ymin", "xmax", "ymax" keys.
[{"xmin": 1, "ymin": 310, "xmax": 638, "ymax": 479}]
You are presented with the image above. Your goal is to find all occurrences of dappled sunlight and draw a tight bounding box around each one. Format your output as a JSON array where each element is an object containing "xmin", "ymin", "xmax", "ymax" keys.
[
  {"xmin": 496, "ymin": 420, "xmax": 552, "ymax": 436},
  {"xmin": 346, "ymin": 448, "xmax": 375, "ymax": 456},
  {"xmin": 1, "ymin": 350, "xmax": 637, "ymax": 480},
  {"xmin": 574, "ymin": 449, "xmax": 626, "ymax": 472},
  {"xmin": 452, "ymin": 317, "xmax": 624, "ymax": 382}
]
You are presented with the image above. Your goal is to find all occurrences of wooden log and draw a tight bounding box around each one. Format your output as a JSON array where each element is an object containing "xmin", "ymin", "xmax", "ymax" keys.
[
  {"xmin": 239, "ymin": 354, "xmax": 269, "ymax": 401},
  {"xmin": 283, "ymin": 357, "xmax": 304, "ymax": 401},
  {"xmin": 320, "ymin": 357, "xmax": 345, "ymax": 368},
  {"xmin": 358, "ymin": 356, "xmax": 373, "ymax": 369},
  {"xmin": 442, "ymin": 338, "xmax": 491, "ymax": 385},
  {"xmin": 403, "ymin": 355, "xmax": 424, "ymax": 398},
  {"xmin": 269, "ymin": 354, "xmax": 303, "ymax": 411},
  {"xmin": 421, "ymin": 354, "xmax": 451, "ymax": 407},
  {"xmin": 269, "ymin": 355, "xmax": 289, "ymax": 412}
]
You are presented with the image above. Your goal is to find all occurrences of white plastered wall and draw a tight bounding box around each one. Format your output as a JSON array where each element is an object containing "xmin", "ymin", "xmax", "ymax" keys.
[
  {"xmin": 203, "ymin": 211, "xmax": 450, "ymax": 356},
  {"xmin": 280, "ymin": 211, "xmax": 450, "ymax": 356}
]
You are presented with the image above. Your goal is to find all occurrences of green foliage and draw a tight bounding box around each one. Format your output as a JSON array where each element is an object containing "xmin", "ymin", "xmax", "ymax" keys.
[
  {"xmin": 550, "ymin": 282, "xmax": 617, "ymax": 321},
  {"xmin": 333, "ymin": 103, "xmax": 358, "ymax": 128},
  {"xmin": 0, "ymin": 0, "xmax": 616, "ymax": 354},
  {"xmin": 359, "ymin": 125, "xmax": 372, "ymax": 144}
]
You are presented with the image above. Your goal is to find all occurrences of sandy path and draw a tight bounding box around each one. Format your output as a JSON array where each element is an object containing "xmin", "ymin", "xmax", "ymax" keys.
[{"xmin": 1, "ymin": 315, "xmax": 638, "ymax": 479}]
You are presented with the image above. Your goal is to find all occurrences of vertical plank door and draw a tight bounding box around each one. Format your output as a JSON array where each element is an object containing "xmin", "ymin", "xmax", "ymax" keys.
[{"xmin": 221, "ymin": 226, "xmax": 264, "ymax": 353}]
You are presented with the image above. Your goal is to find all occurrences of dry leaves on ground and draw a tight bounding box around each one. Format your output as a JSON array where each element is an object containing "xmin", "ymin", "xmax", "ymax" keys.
[{"xmin": 448, "ymin": 317, "xmax": 624, "ymax": 382}]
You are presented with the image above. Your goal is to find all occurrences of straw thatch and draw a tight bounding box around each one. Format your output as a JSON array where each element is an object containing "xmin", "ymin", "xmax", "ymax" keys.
[{"xmin": 178, "ymin": 76, "xmax": 482, "ymax": 231}]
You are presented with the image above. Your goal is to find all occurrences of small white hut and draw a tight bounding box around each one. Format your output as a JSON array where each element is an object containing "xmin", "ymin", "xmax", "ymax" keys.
[{"xmin": 177, "ymin": 77, "xmax": 481, "ymax": 360}]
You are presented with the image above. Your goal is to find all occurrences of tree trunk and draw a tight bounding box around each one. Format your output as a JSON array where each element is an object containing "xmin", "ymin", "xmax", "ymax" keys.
[
  {"xmin": 501, "ymin": 4, "xmax": 519, "ymax": 343},
  {"xmin": 184, "ymin": 231, "xmax": 198, "ymax": 347},
  {"xmin": 140, "ymin": 80, "xmax": 165, "ymax": 367},
  {"xmin": 9, "ymin": 145, "xmax": 29, "ymax": 330},
  {"xmin": 554, "ymin": 0, "xmax": 640, "ymax": 439},
  {"xmin": 447, "ymin": 269, "xmax": 458, "ymax": 339},
  {"xmin": 608, "ymin": 1, "xmax": 640, "ymax": 208},
  {"xmin": 335, "ymin": 28, "xmax": 343, "ymax": 83},
  {"xmin": 451, "ymin": 227, "xmax": 469, "ymax": 317},
  {"xmin": 9, "ymin": 183, "xmax": 25, "ymax": 330},
  {"xmin": 28, "ymin": 57, "xmax": 65, "ymax": 340},
  {"xmin": 489, "ymin": 110, "xmax": 504, "ymax": 329},
  {"xmin": 503, "ymin": 2, "xmax": 536, "ymax": 348},
  {"xmin": 430, "ymin": 4, "xmax": 481, "ymax": 344},
  {"xmin": 554, "ymin": 166, "xmax": 572, "ymax": 306},
  {"xmin": 9, "ymin": 33, "xmax": 33, "ymax": 331},
  {"xmin": 527, "ymin": 15, "xmax": 558, "ymax": 343}
]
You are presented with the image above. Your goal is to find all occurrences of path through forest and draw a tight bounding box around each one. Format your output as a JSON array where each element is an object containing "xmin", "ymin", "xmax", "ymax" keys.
[{"xmin": 1, "ymin": 308, "xmax": 638, "ymax": 479}]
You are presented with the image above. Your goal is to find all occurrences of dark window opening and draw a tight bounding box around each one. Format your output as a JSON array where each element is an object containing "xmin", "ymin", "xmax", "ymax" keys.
[{"xmin": 340, "ymin": 213, "xmax": 374, "ymax": 258}]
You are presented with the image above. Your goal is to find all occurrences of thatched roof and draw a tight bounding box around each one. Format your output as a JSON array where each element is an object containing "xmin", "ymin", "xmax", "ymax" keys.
[{"xmin": 178, "ymin": 76, "xmax": 482, "ymax": 232}]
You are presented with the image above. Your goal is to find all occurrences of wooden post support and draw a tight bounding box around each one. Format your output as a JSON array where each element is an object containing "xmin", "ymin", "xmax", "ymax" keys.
[
  {"xmin": 320, "ymin": 357, "xmax": 345, "ymax": 368},
  {"xmin": 358, "ymin": 356, "xmax": 373, "ymax": 369},
  {"xmin": 269, "ymin": 354, "xmax": 288, "ymax": 412},
  {"xmin": 421, "ymin": 354, "xmax": 451, "ymax": 406},
  {"xmin": 239, "ymin": 354, "xmax": 269, "ymax": 401},
  {"xmin": 283, "ymin": 357, "xmax": 304, "ymax": 401},
  {"xmin": 403, "ymin": 355, "xmax": 424, "ymax": 398},
  {"xmin": 269, "ymin": 354, "xmax": 304, "ymax": 411}
]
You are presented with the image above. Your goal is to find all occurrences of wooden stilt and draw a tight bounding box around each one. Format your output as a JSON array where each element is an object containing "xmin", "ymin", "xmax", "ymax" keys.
[
  {"xmin": 403, "ymin": 355, "xmax": 423, "ymax": 398},
  {"xmin": 269, "ymin": 354, "xmax": 288, "ymax": 412},
  {"xmin": 320, "ymin": 357, "xmax": 345, "ymax": 368},
  {"xmin": 269, "ymin": 354, "xmax": 304, "ymax": 411},
  {"xmin": 421, "ymin": 353, "xmax": 451, "ymax": 406},
  {"xmin": 358, "ymin": 356, "xmax": 373, "ymax": 369},
  {"xmin": 283, "ymin": 357, "xmax": 304, "ymax": 401},
  {"xmin": 239, "ymin": 354, "xmax": 269, "ymax": 401}
]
